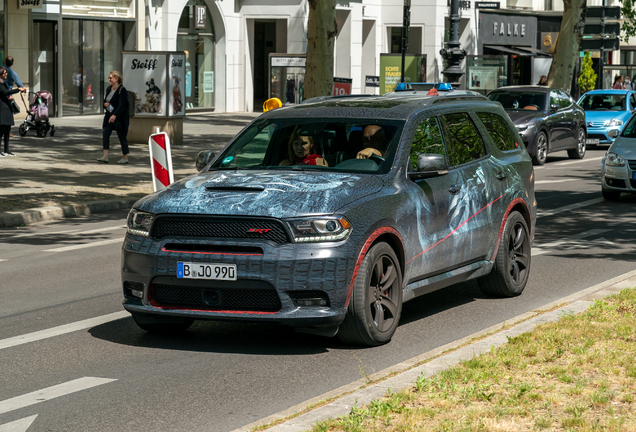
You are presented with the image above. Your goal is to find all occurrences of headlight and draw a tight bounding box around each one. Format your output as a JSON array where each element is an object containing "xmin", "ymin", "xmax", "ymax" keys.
[
  {"xmin": 516, "ymin": 124, "xmax": 535, "ymax": 132},
  {"xmin": 605, "ymin": 152, "xmax": 626, "ymax": 167},
  {"xmin": 127, "ymin": 209, "xmax": 155, "ymax": 237},
  {"xmin": 604, "ymin": 119, "xmax": 623, "ymax": 127},
  {"xmin": 286, "ymin": 216, "xmax": 351, "ymax": 243}
]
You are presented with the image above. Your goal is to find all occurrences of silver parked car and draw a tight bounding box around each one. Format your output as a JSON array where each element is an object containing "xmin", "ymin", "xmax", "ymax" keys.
[{"xmin": 601, "ymin": 113, "xmax": 636, "ymax": 200}]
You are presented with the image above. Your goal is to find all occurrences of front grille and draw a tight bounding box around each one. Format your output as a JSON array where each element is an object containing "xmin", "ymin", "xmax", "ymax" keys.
[
  {"xmin": 587, "ymin": 133, "xmax": 607, "ymax": 140},
  {"xmin": 606, "ymin": 178, "xmax": 626, "ymax": 188},
  {"xmin": 150, "ymin": 283, "xmax": 281, "ymax": 312},
  {"xmin": 628, "ymin": 160, "xmax": 636, "ymax": 170},
  {"xmin": 630, "ymin": 180, "xmax": 636, "ymax": 189},
  {"xmin": 588, "ymin": 122, "xmax": 605, "ymax": 128},
  {"xmin": 151, "ymin": 216, "xmax": 290, "ymax": 244}
]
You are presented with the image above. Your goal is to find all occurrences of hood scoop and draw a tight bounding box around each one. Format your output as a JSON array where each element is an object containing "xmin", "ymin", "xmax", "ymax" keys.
[{"xmin": 205, "ymin": 185, "xmax": 265, "ymax": 193}]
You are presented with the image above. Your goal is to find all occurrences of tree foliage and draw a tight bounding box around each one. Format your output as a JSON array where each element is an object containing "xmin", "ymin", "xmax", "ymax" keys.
[
  {"xmin": 620, "ymin": 0, "xmax": 636, "ymax": 41},
  {"xmin": 578, "ymin": 52, "xmax": 597, "ymax": 93},
  {"xmin": 304, "ymin": 0, "xmax": 337, "ymax": 100}
]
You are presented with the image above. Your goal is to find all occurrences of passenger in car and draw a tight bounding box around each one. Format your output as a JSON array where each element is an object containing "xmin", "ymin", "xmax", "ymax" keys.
[
  {"xmin": 279, "ymin": 131, "xmax": 328, "ymax": 166},
  {"xmin": 356, "ymin": 125, "xmax": 388, "ymax": 159}
]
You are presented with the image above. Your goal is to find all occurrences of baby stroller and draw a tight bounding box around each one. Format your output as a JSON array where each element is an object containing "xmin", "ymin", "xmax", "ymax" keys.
[{"xmin": 18, "ymin": 90, "xmax": 56, "ymax": 138}]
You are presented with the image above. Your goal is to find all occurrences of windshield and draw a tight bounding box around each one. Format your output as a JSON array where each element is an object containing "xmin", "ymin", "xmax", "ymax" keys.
[
  {"xmin": 208, "ymin": 118, "xmax": 404, "ymax": 174},
  {"xmin": 621, "ymin": 114, "xmax": 636, "ymax": 138},
  {"xmin": 488, "ymin": 92, "xmax": 546, "ymax": 111},
  {"xmin": 578, "ymin": 93, "xmax": 626, "ymax": 111}
]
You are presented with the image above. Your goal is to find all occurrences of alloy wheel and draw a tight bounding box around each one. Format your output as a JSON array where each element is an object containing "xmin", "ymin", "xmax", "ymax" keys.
[
  {"xmin": 367, "ymin": 255, "xmax": 400, "ymax": 332},
  {"xmin": 507, "ymin": 221, "xmax": 529, "ymax": 286}
]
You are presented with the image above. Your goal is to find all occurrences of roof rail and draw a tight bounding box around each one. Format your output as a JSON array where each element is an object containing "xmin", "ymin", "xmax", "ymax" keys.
[
  {"xmin": 301, "ymin": 94, "xmax": 375, "ymax": 104},
  {"xmin": 430, "ymin": 92, "xmax": 489, "ymax": 104}
]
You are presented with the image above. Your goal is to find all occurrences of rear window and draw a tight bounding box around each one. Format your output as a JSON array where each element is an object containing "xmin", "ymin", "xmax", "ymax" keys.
[{"xmin": 476, "ymin": 112, "xmax": 518, "ymax": 152}]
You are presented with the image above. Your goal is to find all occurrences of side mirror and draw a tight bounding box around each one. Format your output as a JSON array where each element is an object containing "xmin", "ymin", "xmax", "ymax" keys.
[
  {"xmin": 196, "ymin": 150, "xmax": 216, "ymax": 171},
  {"xmin": 550, "ymin": 104, "xmax": 559, "ymax": 112},
  {"xmin": 608, "ymin": 129, "xmax": 619, "ymax": 138},
  {"xmin": 408, "ymin": 153, "xmax": 449, "ymax": 180}
]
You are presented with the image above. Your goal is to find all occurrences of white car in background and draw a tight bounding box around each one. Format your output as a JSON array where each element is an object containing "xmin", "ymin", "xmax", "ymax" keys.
[{"xmin": 601, "ymin": 113, "xmax": 636, "ymax": 200}]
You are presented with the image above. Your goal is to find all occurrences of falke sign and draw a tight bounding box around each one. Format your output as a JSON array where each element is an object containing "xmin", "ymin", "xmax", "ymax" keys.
[{"xmin": 480, "ymin": 13, "xmax": 536, "ymax": 46}]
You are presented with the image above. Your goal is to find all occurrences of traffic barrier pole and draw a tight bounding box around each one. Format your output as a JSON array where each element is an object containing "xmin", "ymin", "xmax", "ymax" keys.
[{"xmin": 148, "ymin": 131, "xmax": 174, "ymax": 192}]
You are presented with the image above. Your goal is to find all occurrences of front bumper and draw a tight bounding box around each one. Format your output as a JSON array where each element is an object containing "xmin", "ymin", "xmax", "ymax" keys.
[
  {"xmin": 587, "ymin": 127, "xmax": 619, "ymax": 145},
  {"xmin": 121, "ymin": 234, "xmax": 357, "ymax": 327},
  {"xmin": 601, "ymin": 161, "xmax": 636, "ymax": 192},
  {"xmin": 516, "ymin": 128, "xmax": 538, "ymax": 157}
]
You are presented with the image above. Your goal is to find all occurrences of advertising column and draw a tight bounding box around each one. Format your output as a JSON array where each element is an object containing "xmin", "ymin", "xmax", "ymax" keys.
[{"xmin": 122, "ymin": 51, "xmax": 186, "ymax": 145}]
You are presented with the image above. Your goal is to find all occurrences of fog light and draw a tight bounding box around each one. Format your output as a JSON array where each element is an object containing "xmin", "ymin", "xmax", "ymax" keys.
[
  {"xmin": 296, "ymin": 298, "xmax": 328, "ymax": 307},
  {"xmin": 131, "ymin": 289, "xmax": 143, "ymax": 299}
]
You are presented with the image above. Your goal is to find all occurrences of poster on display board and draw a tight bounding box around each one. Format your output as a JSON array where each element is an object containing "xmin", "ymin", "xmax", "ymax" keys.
[
  {"xmin": 467, "ymin": 67, "xmax": 498, "ymax": 90},
  {"xmin": 169, "ymin": 53, "xmax": 186, "ymax": 116},
  {"xmin": 122, "ymin": 52, "xmax": 167, "ymax": 117}
]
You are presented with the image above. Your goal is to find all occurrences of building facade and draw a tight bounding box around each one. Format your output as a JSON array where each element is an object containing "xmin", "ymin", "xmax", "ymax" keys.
[{"xmin": 2, "ymin": 0, "xmax": 635, "ymax": 117}]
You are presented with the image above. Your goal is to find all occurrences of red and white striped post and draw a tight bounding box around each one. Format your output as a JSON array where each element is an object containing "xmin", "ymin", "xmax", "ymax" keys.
[{"xmin": 148, "ymin": 131, "xmax": 174, "ymax": 192}]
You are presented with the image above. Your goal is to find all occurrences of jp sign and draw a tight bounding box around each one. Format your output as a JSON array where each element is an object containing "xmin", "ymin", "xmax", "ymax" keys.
[{"xmin": 194, "ymin": 5, "xmax": 207, "ymax": 29}]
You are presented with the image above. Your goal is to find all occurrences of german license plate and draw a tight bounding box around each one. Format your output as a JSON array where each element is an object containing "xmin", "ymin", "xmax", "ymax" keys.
[
  {"xmin": 177, "ymin": 262, "xmax": 237, "ymax": 281},
  {"xmin": 586, "ymin": 139, "xmax": 600, "ymax": 145}
]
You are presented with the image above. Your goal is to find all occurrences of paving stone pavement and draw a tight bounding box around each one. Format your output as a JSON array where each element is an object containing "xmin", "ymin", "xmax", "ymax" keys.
[{"xmin": 0, "ymin": 112, "xmax": 258, "ymax": 227}]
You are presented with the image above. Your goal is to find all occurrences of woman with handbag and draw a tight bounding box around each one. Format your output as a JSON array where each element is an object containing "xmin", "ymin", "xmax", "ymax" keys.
[
  {"xmin": 97, "ymin": 70, "xmax": 130, "ymax": 164},
  {"xmin": 0, "ymin": 66, "xmax": 25, "ymax": 157}
]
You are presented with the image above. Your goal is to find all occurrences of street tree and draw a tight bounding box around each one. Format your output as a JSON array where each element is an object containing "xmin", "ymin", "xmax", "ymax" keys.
[
  {"xmin": 304, "ymin": 0, "xmax": 337, "ymax": 100},
  {"xmin": 546, "ymin": 0, "xmax": 586, "ymax": 91},
  {"xmin": 620, "ymin": 0, "xmax": 636, "ymax": 41},
  {"xmin": 578, "ymin": 52, "xmax": 597, "ymax": 92}
]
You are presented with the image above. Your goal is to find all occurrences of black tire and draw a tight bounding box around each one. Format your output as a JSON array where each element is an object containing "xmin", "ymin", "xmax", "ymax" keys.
[
  {"xmin": 568, "ymin": 128, "xmax": 586, "ymax": 159},
  {"xmin": 36, "ymin": 126, "xmax": 46, "ymax": 138},
  {"xmin": 478, "ymin": 211, "xmax": 530, "ymax": 297},
  {"xmin": 131, "ymin": 312, "xmax": 194, "ymax": 334},
  {"xmin": 532, "ymin": 131, "xmax": 548, "ymax": 165},
  {"xmin": 49, "ymin": 128, "xmax": 55, "ymax": 137},
  {"xmin": 338, "ymin": 242, "xmax": 403, "ymax": 346},
  {"xmin": 18, "ymin": 124, "xmax": 27, "ymax": 137},
  {"xmin": 602, "ymin": 188, "xmax": 621, "ymax": 201}
]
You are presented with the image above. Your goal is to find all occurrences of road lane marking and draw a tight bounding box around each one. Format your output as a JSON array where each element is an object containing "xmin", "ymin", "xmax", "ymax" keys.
[
  {"xmin": 0, "ymin": 415, "xmax": 37, "ymax": 432},
  {"xmin": 535, "ymin": 179, "xmax": 578, "ymax": 185},
  {"xmin": 42, "ymin": 237, "xmax": 124, "ymax": 252},
  {"xmin": 8, "ymin": 229, "xmax": 81, "ymax": 238},
  {"xmin": 75, "ymin": 225, "xmax": 126, "ymax": 235},
  {"xmin": 0, "ymin": 312, "xmax": 129, "ymax": 351},
  {"xmin": 534, "ymin": 156, "xmax": 603, "ymax": 169},
  {"xmin": 537, "ymin": 197, "xmax": 604, "ymax": 219},
  {"xmin": 0, "ymin": 378, "xmax": 117, "ymax": 415},
  {"xmin": 533, "ymin": 229, "xmax": 611, "ymax": 256},
  {"xmin": 0, "ymin": 259, "xmax": 7, "ymax": 262}
]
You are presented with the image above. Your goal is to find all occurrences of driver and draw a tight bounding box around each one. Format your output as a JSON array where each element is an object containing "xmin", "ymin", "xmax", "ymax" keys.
[{"xmin": 356, "ymin": 125, "xmax": 388, "ymax": 159}]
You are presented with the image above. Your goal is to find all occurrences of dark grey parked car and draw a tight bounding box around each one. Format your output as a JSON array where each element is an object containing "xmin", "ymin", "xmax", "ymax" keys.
[
  {"xmin": 122, "ymin": 92, "xmax": 537, "ymax": 346},
  {"xmin": 488, "ymin": 86, "xmax": 587, "ymax": 165}
]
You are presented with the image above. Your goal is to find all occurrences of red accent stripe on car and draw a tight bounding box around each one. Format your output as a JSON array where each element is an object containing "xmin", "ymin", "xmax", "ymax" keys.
[
  {"xmin": 345, "ymin": 227, "xmax": 402, "ymax": 307},
  {"xmin": 489, "ymin": 197, "xmax": 529, "ymax": 261},
  {"xmin": 406, "ymin": 195, "xmax": 503, "ymax": 265},
  {"xmin": 161, "ymin": 246, "xmax": 262, "ymax": 256}
]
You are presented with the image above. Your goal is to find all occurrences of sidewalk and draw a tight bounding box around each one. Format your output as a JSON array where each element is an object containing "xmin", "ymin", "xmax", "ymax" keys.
[{"xmin": 0, "ymin": 112, "xmax": 258, "ymax": 228}]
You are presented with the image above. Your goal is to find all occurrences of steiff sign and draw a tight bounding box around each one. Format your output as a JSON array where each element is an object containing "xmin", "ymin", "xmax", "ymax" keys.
[{"xmin": 479, "ymin": 13, "xmax": 537, "ymax": 46}]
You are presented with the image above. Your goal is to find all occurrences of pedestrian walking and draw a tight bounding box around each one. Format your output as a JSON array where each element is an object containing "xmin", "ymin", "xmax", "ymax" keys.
[
  {"xmin": 623, "ymin": 76, "xmax": 634, "ymax": 91},
  {"xmin": 0, "ymin": 66, "xmax": 25, "ymax": 157},
  {"xmin": 4, "ymin": 57, "xmax": 24, "ymax": 138},
  {"xmin": 98, "ymin": 70, "xmax": 130, "ymax": 164},
  {"xmin": 613, "ymin": 75, "xmax": 623, "ymax": 89}
]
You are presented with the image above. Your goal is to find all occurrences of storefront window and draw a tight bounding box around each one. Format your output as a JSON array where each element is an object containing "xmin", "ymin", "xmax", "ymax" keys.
[
  {"xmin": 62, "ymin": 19, "xmax": 136, "ymax": 116},
  {"xmin": 177, "ymin": 1, "xmax": 215, "ymax": 110},
  {"xmin": 61, "ymin": 0, "xmax": 134, "ymax": 18}
]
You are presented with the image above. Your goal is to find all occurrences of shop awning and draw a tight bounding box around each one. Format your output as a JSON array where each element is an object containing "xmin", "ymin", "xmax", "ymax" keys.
[
  {"xmin": 484, "ymin": 45, "xmax": 536, "ymax": 56},
  {"xmin": 512, "ymin": 46, "xmax": 553, "ymax": 56}
]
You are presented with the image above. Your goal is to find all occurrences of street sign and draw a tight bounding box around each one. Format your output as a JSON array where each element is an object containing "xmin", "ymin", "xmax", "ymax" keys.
[
  {"xmin": 586, "ymin": 6, "xmax": 621, "ymax": 20},
  {"xmin": 333, "ymin": 77, "xmax": 353, "ymax": 96},
  {"xmin": 584, "ymin": 23, "xmax": 621, "ymax": 36},
  {"xmin": 580, "ymin": 38, "xmax": 620, "ymax": 51},
  {"xmin": 365, "ymin": 76, "xmax": 380, "ymax": 87},
  {"xmin": 475, "ymin": 1, "xmax": 500, "ymax": 8}
]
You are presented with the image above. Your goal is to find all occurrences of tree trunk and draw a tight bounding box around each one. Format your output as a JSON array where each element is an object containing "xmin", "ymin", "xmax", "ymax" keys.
[
  {"xmin": 547, "ymin": 0, "xmax": 586, "ymax": 92},
  {"xmin": 304, "ymin": 0, "xmax": 337, "ymax": 100}
]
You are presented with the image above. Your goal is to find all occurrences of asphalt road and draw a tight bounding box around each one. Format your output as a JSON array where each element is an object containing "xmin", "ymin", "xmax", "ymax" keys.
[{"xmin": 1, "ymin": 147, "xmax": 635, "ymax": 432}]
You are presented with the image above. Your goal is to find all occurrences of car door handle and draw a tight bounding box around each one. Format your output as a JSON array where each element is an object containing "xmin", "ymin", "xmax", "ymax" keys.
[
  {"xmin": 496, "ymin": 172, "xmax": 506, "ymax": 180},
  {"xmin": 449, "ymin": 184, "xmax": 462, "ymax": 194}
]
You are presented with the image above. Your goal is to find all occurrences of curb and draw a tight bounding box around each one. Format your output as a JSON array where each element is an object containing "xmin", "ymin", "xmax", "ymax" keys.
[
  {"xmin": 232, "ymin": 269, "xmax": 636, "ymax": 432},
  {"xmin": 0, "ymin": 199, "xmax": 137, "ymax": 228}
]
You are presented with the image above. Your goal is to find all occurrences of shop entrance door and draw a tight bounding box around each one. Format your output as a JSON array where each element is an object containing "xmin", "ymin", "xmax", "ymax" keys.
[{"xmin": 32, "ymin": 21, "xmax": 57, "ymax": 117}]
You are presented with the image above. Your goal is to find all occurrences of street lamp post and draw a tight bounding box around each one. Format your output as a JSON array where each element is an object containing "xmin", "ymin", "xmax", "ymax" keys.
[
  {"xmin": 440, "ymin": 0, "xmax": 466, "ymax": 87},
  {"xmin": 400, "ymin": 0, "xmax": 411, "ymax": 84}
]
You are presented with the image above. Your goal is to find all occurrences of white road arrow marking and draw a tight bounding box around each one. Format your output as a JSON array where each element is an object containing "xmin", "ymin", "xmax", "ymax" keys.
[
  {"xmin": 533, "ymin": 229, "xmax": 612, "ymax": 256},
  {"xmin": 0, "ymin": 377, "xmax": 117, "ymax": 415},
  {"xmin": 0, "ymin": 415, "xmax": 37, "ymax": 432}
]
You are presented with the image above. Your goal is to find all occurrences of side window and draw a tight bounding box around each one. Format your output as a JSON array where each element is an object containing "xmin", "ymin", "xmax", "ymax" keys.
[
  {"xmin": 558, "ymin": 90, "xmax": 571, "ymax": 109},
  {"xmin": 549, "ymin": 91, "xmax": 559, "ymax": 110},
  {"xmin": 410, "ymin": 117, "xmax": 446, "ymax": 170},
  {"xmin": 476, "ymin": 112, "xmax": 518, "ymax": 152},
  {"xmin": 439, "ymin": 112, "xmax": 487, "ymax": 166},
  {"xmin": 630, "ymin": 94, "xmax": 636, "ymax": 110}
]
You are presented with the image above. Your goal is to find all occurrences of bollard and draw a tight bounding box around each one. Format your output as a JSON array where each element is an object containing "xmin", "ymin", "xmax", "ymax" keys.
[{"xmin": 148, "ymin": 131, "xmax": 174, "ymax": 192}]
